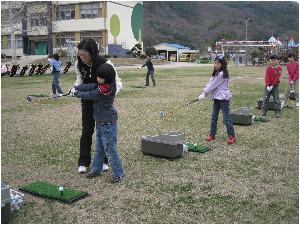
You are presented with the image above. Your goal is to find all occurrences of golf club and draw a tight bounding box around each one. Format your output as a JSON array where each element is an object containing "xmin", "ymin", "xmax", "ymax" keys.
[
  {"xmin": 283, "ymin": 83, "xmax": 294, "ymax": 109},
  {"xmin": 27, "ymin": 94, "xmax": 67, "ymax": 103},
  {"xmin": 254, "ymin": 91, "xmax": 270, "ymax": 122},
  {"xmin": 160, "ymin": 99, "xmax": 198, "ymax": 117}
]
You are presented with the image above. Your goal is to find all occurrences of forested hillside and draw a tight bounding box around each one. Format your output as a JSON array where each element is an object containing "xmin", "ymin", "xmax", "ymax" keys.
[{"xmin": 143, "ymin": 1, "xmax": 299, "ymax": 50}]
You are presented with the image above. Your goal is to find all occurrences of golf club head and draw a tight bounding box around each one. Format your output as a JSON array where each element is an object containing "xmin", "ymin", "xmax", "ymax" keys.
[
  {"xmin": 159, "ymin": 111, "xmax": 165, "ymax": 117},
  {"xmin": 27, "ymin": 96, "xmax": 33, "ymax": 103}
]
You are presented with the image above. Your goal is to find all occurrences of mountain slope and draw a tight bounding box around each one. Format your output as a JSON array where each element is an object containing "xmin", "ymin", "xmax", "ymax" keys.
[{"xmin": 143, "ymin": 1, "xmax": 299, "ymax": 50}]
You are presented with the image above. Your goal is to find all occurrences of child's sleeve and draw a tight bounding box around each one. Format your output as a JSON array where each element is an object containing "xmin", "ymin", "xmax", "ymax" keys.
[
  {"xmin": 203, "ymin": 73, "xmax": 225, "ymax": 96},
  {"xmin": 75, "ymin": 83, "xmax": 97, "ymax": 92},
  {"xmin": 74, "ymin": 87, "xmax": 103, "ymax": 101},
  {"xmin": 292, "ymin": 62, "xmax": 299, "ymax": 82},
  {"xmin": 47, "ymin": 58, "xmax": 54, "ymax": 64}
]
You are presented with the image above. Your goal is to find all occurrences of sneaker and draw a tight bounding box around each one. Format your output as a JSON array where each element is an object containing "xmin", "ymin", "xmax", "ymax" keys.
[
  {"xmin": 58, "ymin": 93, "xmax": 64, "ymax": 96},
  {"xmin": 103, "ymin": 164, "xmax": 109, "ymax": 172},
  {"xmin": 86, "ymin": 171, "xmax": 101, "ymax": 179},
  {"xmin": 227, "ymin": 137, "xmax": 236, "ymax": 144},
  {"xmin": 276, "ymin": 114, "xmax": 281, "ymax": 118},
  {"xmin": 78, "ymin": 166, "xmax": 87, "ymax": 173},
  {"xmin": 49, "ymin": 93, "xmax": 54, "ymax": 96},
  {"xmin": 206, "ymin": 135, "xmax": 215, "ymax": 141},
  {"xmin": 296, "ymin": 102, "xmax": 299, "ymax": 107},
  {"xmin": 111, "ymin": 175, "xmax": 124, "ymax": 183},
  {"xmin": 153, "ymin": 84, "xmax": 156, "ymax": 87}
]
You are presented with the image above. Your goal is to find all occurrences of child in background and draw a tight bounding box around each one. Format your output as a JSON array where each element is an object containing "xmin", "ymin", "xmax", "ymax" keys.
[
  {"xmin": 282, "ymin": 52, "xmax": 299, "ymax": 107},
  {"xmin": 74, "ymin": 63, "xmax": 125, "ymax": 183},
  {"xmin": 260, "ymin": 55, "xmax": 282, "ymax": 118},
  {"xmin": 140, "ymin": 54, "xmax": 156, "ymax": 87},
  {"xmin": 198, "ymin": 56, "xmax": 236, "ymax": 144},
  {"xmin": 48, "ymin": 54, "xmax": 63, "ymax": 96}
]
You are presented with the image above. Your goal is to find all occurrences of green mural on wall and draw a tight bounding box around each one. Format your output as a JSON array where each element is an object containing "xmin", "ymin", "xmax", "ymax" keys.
[
  {"xmin": 110, "ymin": 14, "xmax": 120, "ymax": 44},
  {"xmin": 131, "ymin": 3, "xmax": 143, "ymax": 43}
]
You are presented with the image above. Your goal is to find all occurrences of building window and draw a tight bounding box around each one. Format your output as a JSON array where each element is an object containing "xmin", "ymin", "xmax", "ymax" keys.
[
  {"xmin": 80, "ymin": 2, "xmax": 102, "ymax": 19},
  {"xmin": 81, "ymin": 31, "xmax": 103, "ymax": 45},
  {"xmin": 55, "ymin": 33, "xmax": 75, "ymax": 48},
  {"xmin": 55, "ymin": 5, "xmax": 75, "ymax": 20},
  {"xmin": 30, "ymin": 13, "xmax": 47, "ymax": 27},
  {"xmin": 8, "ymin": 36, "xmax": 23, "ymax": 49}
]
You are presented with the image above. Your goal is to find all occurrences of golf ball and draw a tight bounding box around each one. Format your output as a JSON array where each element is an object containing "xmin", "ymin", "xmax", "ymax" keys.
[{"xmin": 59, "ymin": 187, "xmax": 64, "ymax": 192}]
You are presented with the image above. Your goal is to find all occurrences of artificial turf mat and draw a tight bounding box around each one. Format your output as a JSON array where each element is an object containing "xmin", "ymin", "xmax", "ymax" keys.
[
  {"xmin": 186, "ymin": 143, "xmax": 211, "ymax": 153},
  {"xmin": 19, "ymin": 181, "xmax": 89, "ymax": 204},
  {"xmin": 130, "ymin": 86, "xmax": 146, "ymax": 88},
  {"xmin": 253, "ymin": 117, "xmax": 270, "ymax": 122}
]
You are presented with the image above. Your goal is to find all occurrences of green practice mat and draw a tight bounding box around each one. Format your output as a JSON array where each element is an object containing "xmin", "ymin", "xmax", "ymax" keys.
[
  {"xmin": 253, "ymin": 117, "xmax": 270, "ymax": 122},
  {"xmin": 186, "ymin": 143, "xmax": 211, "ymax": 153},
  {"xmin": 130, "ymin": 86, "xmax": 146, "ymax": 88},
  {"xmin": 19, "ymin": 181, "xmax": 89, "ymax": 204}
]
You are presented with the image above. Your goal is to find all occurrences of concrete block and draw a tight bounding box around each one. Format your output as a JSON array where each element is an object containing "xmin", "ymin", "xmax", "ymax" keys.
[
  {"xmin": 257, "ymin": 97, "xmax": 278, "ymax": 110},
  {"xmin": 289, "ymin": 90, "xmax": 296, "ymax": 100},
  {"xmin": 230, "ymin": 107, "xmax": 253, "ymax": 125},
  {"xmin": 1, "ymin": 183, "xmax": 11, "ymax": 224},
  {"xmin": 141, "ymin": 131, "xmax": 184, "ymax": 160}
]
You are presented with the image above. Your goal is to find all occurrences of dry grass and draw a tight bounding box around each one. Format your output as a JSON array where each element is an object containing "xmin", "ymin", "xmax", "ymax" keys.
[{"xmin": 1, "ymin": 65, "xmax": 299, "ymax": 224}]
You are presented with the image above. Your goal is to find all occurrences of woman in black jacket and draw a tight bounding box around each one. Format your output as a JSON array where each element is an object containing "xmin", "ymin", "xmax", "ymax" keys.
[{"xmin": 73, "ymin": 38, "xmax": 122, "ymax": 173}]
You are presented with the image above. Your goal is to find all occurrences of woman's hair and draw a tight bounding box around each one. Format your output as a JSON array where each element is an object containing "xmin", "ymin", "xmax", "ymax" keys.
[
  {"xmin": 212, "ymin": 56, "xmax": 229, "ymax": 78},
  {"xmin": 77, "ymin": 38, "xmax": 100, "ymax": 75},
  {"xmin": 96, "ymin": 63, "xmax": 116, "ymax": 95}
]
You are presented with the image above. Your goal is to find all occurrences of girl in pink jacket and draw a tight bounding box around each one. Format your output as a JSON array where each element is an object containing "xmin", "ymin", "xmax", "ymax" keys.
[{"xmin": 198, "ymin": 56, "xmax": 235, "ymax": 144}]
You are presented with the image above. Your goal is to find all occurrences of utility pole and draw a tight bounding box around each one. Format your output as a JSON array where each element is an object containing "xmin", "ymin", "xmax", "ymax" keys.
[{"xmin": 245, "ymin": 19, "xmax": 252, "ymax": 65}]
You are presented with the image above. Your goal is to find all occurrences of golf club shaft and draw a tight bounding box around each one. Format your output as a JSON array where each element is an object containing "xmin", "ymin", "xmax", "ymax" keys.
[
  {"xmin": 258, "ymin": 91, "xmax": 270, "ymax": 118},
  {"xmin": 28, "ymin": 94, "xmax": 67, "ymax": 103},
  {"xmin": 163, "ymin": 99, "xmax": 198, "ymax": 116},
  {"xmin": 286, "ymin": 83, "xmax": 293, "ymax": 107}
]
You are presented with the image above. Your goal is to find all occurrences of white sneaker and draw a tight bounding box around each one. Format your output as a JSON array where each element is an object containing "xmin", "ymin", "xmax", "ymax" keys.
[
  {"xmin": 49, "ymin": 93, "xmax": 54, "ymax": 96},
  {"xmin": 103, "ymin": 164, "xmax": 109, "ymax": 172},
  {"xmin": 58, "ymin": 93, "xmax": 64, "ymax": 97},
  {"xmin": 78, "ymin": 166, "xmax": 87, "ymax": 173},
  {"xmin": 296, "ymin": 102, "xmax": 299, "ymax": 107}
]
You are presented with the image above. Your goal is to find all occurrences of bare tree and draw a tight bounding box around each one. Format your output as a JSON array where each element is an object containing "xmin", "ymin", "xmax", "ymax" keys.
[
  {"xmin": 1, "ymin": 1, "xmax": 53, "ymax": 64},
  {"xmin": 111, "ymin": 41, "xmax": 127, "ymax": 57}
]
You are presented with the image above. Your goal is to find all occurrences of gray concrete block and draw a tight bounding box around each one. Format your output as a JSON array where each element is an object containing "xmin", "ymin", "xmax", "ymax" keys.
[
  {"xmin": 289, "ymin": 91, "xmax": 296, "ymax": 100},
  {"xmin": 230, "ymin": 107, "xmax": 253, "ymax": 125},
  {"xmin": 141, "ymin": 132, "xmax": 184, "ymax": 160},
  {"xmin": 257, "ymin": 97, "xmax": 277, "ymax": 110}
]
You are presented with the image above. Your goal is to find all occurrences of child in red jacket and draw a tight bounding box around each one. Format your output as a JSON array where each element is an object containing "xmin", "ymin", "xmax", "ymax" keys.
[
  {"xmin": 282, "ymin": 52, "xmax": 299, "ymax": 107},
  {"xmin": 260, "ymin": 55, "xmax": 282, "ymax": 118}
]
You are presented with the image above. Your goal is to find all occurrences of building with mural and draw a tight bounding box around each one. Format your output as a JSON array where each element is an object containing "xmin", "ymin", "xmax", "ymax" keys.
[{"xmin": 1, "ymin": 1, "xmax": 143, "ymax": 57}]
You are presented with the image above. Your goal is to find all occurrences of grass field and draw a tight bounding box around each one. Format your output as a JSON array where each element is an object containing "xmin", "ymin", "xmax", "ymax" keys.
[{"xmin": 1, "ymin": 65, "xmax": 299, "ymax": 223}]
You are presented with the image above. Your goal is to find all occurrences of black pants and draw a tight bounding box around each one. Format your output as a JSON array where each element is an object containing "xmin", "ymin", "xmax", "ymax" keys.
[
  {"xmin": 78, "ymin": 99, "xmax": 108, "ymax": 167},
  {"xmin": 146, "ymin": 70, "xmax": 155, "ymax": 86}
]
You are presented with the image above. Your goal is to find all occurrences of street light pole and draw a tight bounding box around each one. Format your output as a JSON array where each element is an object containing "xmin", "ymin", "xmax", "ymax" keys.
[{"xmin": 245, "ymin": 19, "xmax": 252, "ymax": 65}]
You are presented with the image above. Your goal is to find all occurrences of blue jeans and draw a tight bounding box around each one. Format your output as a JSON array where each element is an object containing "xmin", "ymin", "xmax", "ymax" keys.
[
  {"xmin": 261, "ymin": 83, "xmax": 281, "ymax": 116},
  {"xmin": 92, "ymin": 123, "xmax": 124, "ymax": 178},
  {"xmin": 210, "ymin": 100, "xmax": 235, "ymax": 137},
  {"xmin": 52, "ymin": 72, "xmax": 63, "ymax": 94}
]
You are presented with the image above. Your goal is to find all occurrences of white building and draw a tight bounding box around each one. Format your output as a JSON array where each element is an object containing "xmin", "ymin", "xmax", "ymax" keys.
[
  {"xmin": 152, "ymin": 43, "xmax": 191, "ymax": 62},
  {"xmin": 1, "ymin": 1, "xmax": 143, "ymax": 57}
]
